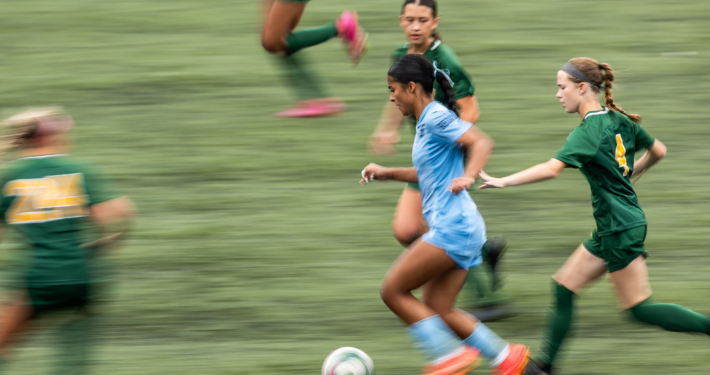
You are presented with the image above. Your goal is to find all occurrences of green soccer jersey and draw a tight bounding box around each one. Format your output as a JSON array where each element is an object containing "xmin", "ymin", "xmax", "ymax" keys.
[
  {"xmin": 553, "ymin": 108, "xmax": 656, "ymax": 236},
  {"xmin": 0, "ymin": 155, "xmax": 119, "ymax": 287},
  {"xmin": 393, "ymin": 40, "xmax": 475, "ymax": 103}
]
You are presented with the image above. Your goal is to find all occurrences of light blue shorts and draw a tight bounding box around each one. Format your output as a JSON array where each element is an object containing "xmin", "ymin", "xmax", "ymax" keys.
[{"xmin": 422, "ymin": 220, "xmax": 486, "ymax": 270}]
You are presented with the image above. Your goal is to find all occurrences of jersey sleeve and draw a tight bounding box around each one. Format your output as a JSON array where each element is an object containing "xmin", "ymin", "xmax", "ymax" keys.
[
  {"xmin": 81, "ymin": 164, "xmax": 120, "ymax": 206},
  {"xmin": 633, "ymin": 123, "xmax": 655, "ymax": 150},
  {"xmin": 437, "ymin": 46, "xmax": 475, "ymax": 100},
  {"xmin": 426, "ymin": 109, "xmax": 472, "ymax": 144},
  {"xmin": 553, "ymin": 126, "xmax": 600, "ymax": 168}
]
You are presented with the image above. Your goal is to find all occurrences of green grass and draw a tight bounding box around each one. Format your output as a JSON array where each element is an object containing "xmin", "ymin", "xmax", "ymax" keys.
[{"xmin": 0, "ymin": 0, "xmax": 710, "ymax": 373}]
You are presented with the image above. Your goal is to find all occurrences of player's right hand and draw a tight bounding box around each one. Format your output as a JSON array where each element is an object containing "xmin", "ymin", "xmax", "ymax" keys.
[
  {"xmin": 360, "ymin": 163, "xmax": 390, "ymax": 185},
  {"xmin": 478, "ymin": 171, "xmax": 506, "ymax": 189},
  {"xmin": 368, "ymin": 131, "xmax": 400, "ymax": 156}
]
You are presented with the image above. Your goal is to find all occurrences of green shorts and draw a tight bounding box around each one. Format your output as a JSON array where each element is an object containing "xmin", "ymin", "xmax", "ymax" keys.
[
  {"xmin": 583, "ymin": 226, "xmax": 648, "ymax": 272},
  {"xmin": 27, "ymin": 284, "xmax": 92, "ymax": 317},
  {"xmin": 406, "ymin": 182, "xmax": 420, "ymax": 190}
]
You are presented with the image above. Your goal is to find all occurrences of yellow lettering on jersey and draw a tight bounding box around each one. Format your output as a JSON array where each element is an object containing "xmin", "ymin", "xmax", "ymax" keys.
[
  {"xmin": 3, "ymin": 173, "xmax": 88, "ymax": 224},
  {"xmin": 615, "ymin": 134, "xmax": 629, "ymax": 176}
]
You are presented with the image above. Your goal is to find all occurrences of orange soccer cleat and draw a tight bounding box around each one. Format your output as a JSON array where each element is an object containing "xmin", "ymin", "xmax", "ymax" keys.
[
  {"xmin": 422, "ymin": 346, "xmax": 481, "ymax": 375},
  {"xmin": 491, "ymin": 344, "xmax": 531, "ymax": 375}
]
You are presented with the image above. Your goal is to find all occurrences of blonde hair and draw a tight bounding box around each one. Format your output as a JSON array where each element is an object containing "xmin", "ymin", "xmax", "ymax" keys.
[
  {"xmin": 567, "ymin": 57, "xmax": 641, "ymax": 123},
  {"xmin": 0, "ymin": 107, "xmax": 66, "ymax": 157}
]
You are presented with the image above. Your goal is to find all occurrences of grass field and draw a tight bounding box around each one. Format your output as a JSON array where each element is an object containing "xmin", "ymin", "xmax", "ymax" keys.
[{"xmin": 1, "ymin": 0, "xmax": 710, "ymax": 374}]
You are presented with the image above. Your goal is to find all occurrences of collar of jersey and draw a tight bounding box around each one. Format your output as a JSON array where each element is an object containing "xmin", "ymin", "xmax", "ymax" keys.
[
  {"xmin": 584, "ymin": 107, "xmax": 609, "ymax": 119},
  {"xmin": 14, "ymin": 154, "xmax": 67, "ymax": 161},
  {"xmin": 417, "ymin": 101, "xmax": 439, "ymax": 125},
  {"xmin": 403, "ymin": 39, "xmax": 440, "ymax": 51}
]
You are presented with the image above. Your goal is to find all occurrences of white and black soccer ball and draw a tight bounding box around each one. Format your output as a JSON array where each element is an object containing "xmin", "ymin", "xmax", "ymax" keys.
[{"xmin": 321, "ymin": 347, "xmax": 375, "ymax": 375}]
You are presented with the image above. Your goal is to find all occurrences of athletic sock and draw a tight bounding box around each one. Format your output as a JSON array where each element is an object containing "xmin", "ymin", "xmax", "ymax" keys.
[
  {"xmin": 53, "ymin": 314, "xmax": 96, "ymax": 375},
  {"xmin": 463, "ymin": 322, "xmax": 509, "ymax": 362},
  {"xmin": 466, "ymin": 266, "xmax": 490, "ymax": 300},
  {"xmin": 407, "ymin": 315, "xmax": 462, "ymax": 362},
  {"xmin": 284, "ymin": 22, "xmax": 338, "ymax": 55},
  {"xmin": 628, "ymin": 297, "xmax": 710, "ymax": 333},
  {"xmin": 277, "ymin": 53, "xmax": 328, "ymax": 101},
  {"xmin": 537, "ymin": 281, "xmax": 575, "ymax": 368}
]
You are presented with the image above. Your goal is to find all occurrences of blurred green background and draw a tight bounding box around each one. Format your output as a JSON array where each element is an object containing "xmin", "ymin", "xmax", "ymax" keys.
[{"xmin": 0, "ymin": 0, "xmax": 709, "ymax": 374}]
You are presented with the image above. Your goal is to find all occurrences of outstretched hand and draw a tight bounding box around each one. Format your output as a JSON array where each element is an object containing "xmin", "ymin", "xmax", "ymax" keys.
[
  {"xmin": 359, "ymin": 163, "xmax": 390, "ymax": 185},
  {"xmin": 368, "ymin": 131, "xmax": 400, "ymax": 156},
  {"xmin": 478, "ymin": 171, "xmax": 506, "ymax": 189}
]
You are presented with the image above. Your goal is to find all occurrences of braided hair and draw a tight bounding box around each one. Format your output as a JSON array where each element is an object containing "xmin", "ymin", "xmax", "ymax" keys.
[
  {"xmin": 567, "ymin": 57, "xmax": 641, "ymax": 123},
  {"xmin": 388, "ymin": 53, "xmax": 458, "ymax": 114}
]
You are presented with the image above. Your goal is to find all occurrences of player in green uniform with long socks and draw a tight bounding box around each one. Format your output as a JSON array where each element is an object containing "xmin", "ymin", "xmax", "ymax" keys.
[
  {"xmin": 0, "ymin": 108, "xmax": 135, "ymax": 374},
  {"xmin": 261, "ymin": 0, "xmax": 368, "ymax": 117},
  {"xmin": 368, "ymin": 0, "xmax": 511, "ymax": 319},
  {"xmin": 479, "ymin": 58, "xmax": 710, "ymax": 374}
]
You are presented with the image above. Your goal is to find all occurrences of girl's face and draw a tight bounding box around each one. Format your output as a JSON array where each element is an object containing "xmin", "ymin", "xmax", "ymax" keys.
[
  {"xmin": 388, "ymin": 76, "xmax": 416, "ymax": 116},
  {"xmin": 556, "ymin": 70, "xmax": 583, "ymax": 114},
  {"xmin": 400, "ymin": 4, "xmax": 439, "ymax": 46}
]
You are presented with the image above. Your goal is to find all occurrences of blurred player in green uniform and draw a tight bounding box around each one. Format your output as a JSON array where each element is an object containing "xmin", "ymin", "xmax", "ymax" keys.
[
  {"xmin": 480, "ymin": 58, "xmax": 710, "ymax": 374},
  {"xmin": 0, "ymin": 108, "xmax": 135, "ymax": 374},
  {"xmin": 368, "ymin": 0, "xmax": 511, "ymax": 320},
  {"xmin": 261, "ymin": 0, "xmax": 368, "ymax": 117}
]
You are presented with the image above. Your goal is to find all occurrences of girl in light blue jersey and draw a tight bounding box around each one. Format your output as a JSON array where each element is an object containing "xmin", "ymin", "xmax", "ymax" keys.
[{"xmin": 359, "ymin": 54, "xmax": 529, "ymax": 375}]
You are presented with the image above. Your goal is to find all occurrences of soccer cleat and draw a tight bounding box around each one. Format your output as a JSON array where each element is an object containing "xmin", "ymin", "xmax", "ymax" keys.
[
  {"xmin": 422, "ymin": 346, "xmax": 481, "ymax": 375},
  {"xmin": 336, "ymin": 10, "xmax": 369, "ymax": 65},
  {"xmin": 491, "ymin": 344, "xmax": 530, "ymax": 375},
  {"xmin": 273, "ymin": 98, "xmax": 345, "ymax": 118},
  {"xmin": 522, "ymin": 360, "xmax": 550, "ymax": 375}
]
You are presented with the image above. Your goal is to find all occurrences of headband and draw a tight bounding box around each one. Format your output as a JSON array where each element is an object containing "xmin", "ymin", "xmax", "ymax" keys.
[
  {"xmin": 432, "ymin": 61, "xmax": 455, "ymax": 87},
  {"xmin": 561, "ymin": 62, "xmax": 601, "ymax": 89}
]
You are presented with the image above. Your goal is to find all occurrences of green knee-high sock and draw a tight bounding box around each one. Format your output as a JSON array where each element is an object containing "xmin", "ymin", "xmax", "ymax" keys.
[
  {"xmin": 284, "ymin": 22, "xmax": 338, "ymax": 55},
  {"xmin": 466, "ymin": 266, "xmax": 490, "ymax": 300},
  {"xmin": 537, "ymin": 281, "xmax": 575, "ymax": 367},
  {"xmin": 277, "ymin": 53, "xmax": 328, "ymax": 101},
  {"xmin": 53, "ymin": 313, "xmax": 97, "ymax": 375},
  {"xmin": 629, "ymin": 297, "xmax": 710, "ymax": 334}
]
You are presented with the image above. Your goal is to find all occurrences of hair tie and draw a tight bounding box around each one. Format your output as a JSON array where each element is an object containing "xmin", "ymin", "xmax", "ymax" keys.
[
  {"xmin": 598, "ymin": 64, "xmax": 603, "ymax": 70},
  {"xmin": 432, "ymin": 61, "xmax": 455, "ymax": 87}
]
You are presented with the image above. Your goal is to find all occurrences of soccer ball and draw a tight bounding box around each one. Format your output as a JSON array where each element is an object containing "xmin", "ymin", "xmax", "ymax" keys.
[{"xmin": 321, "ymin": 347, "xmax": 375, "ymax": 375}]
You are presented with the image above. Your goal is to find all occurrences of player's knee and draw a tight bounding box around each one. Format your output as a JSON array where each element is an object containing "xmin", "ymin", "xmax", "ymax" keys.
[
  {"xmin": 261, "ymin": 35, "xmax": 286, "ymax": 54},
  {"xmin": 379, "ymin": 280, "xmax": 396, "ymax": 306}
]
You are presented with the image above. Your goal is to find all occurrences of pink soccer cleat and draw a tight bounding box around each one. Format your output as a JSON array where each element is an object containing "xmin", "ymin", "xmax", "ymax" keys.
[
  {"xmin": 336, "ymin": 10, "xmax": 369, "ymax": 65},
  {"xmin": 273, "ymin": 98, "xmax": 345, "ymax": 118}
]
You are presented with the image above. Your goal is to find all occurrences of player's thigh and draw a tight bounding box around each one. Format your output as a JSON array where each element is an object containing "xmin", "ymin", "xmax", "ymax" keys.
[
  {"xmin": 421, "ymin": 267, "xmax": 468, "ymax": 314},
  {"xmin": 382, "ymin": 239, "xmax": 457, "ymax": 295},
  {"xmin": 553, "ymin": 244, "xmax": 607, "ymax": 293},
  {"xmin": 261, "ymin": 0, "xmax": 307, "ymax": 53},
  {"xmin": 609, "ymin": 256, "xmax": 652, "ymax": 309},
  {"xmin": 392, "ymin": 186, "xmax": 428, "ymax": 243},
  {"xmin": 0, "ymin": 293, "xmax": 33, "ymax": 350}
]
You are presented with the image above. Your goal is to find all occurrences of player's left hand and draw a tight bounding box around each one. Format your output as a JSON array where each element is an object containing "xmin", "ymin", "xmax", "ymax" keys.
[{"xmin": 448, "ymin": 176, "xmax": 475, "ymax": 195}]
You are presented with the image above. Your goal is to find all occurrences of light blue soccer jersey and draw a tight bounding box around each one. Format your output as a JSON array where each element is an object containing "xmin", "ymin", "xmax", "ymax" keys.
[{"xmin": 413, "ymin": 101, "xmax": 486, "ymax": 269}]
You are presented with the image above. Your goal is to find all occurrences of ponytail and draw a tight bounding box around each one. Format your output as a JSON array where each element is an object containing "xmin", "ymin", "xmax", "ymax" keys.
[
  {"xmin": 598, "ymin": 63, "xmax": 641, "ymax": 123},
  {"xmin": 388, "ymin": 54, "xmax": 458, "ymax": 113},
  {"xmin": 566, "ymin": 58, "xmax": 641, "ymax": 123},
  {"xmin": 434, "ymin": 69, "xmax": 457, "ymax": 114}
]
